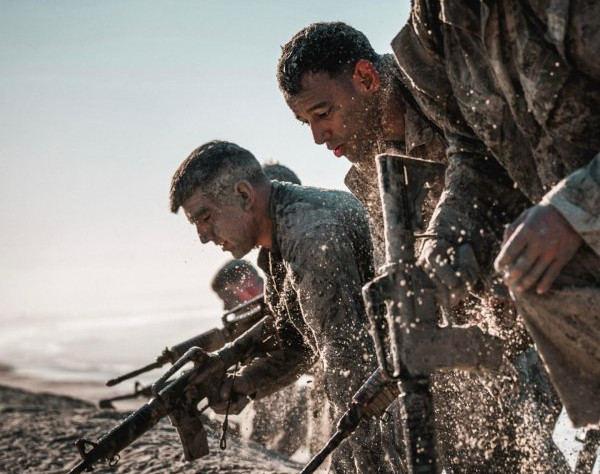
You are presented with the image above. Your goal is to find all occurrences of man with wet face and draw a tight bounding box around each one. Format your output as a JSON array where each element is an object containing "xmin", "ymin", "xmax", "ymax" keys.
[
  {"xmin": 277, "ymin": 22, "xmax": 570, "ymax": 473},
  {"xmin": 171, "ymin": 140, "xmax": 391, "ymax": 473},
  {"xmin": 278, "ymin": 21, "xmax": 446, "ymax": 268}
]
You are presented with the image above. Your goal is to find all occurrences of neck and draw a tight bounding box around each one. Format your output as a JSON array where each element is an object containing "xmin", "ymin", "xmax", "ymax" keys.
[
  {"xmin": 254, "ymin": 182, "xmax": 273, "ymax": 249},
  {"xmin": 376, "ymin": 57, "xmax": 407, "ymax": 143},
  {"xmin": 381, "ymin": 87, "xmax": 406, "ymax": 143}
]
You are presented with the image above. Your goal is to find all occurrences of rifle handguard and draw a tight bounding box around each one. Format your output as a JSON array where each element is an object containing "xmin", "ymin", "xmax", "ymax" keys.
[{"xmin": 300, "ymin": 369, "xmax": 400, "ymax": 474}]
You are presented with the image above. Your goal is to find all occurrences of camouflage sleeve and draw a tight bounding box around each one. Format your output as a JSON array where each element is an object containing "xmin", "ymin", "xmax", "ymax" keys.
[
  {"xmin": 538, "ymin": 1, "xmax": 600, "ymax": 256},
  {"xmin": 561, "ymin": 0, "xmax": 600, "ymax": 82},
  {"xmin": 393, "ymin": 5, "xmax": 529, "ymax": 271},
  {"xmin": 287, "ymin": 222, "xmax": 376, "ymax": 411},
  {"xmin": 428, "ymin": 141, "xmax": 529, "ymax": 269},
  {"xmin": 287, "ymin": 223, "xmax": 391, "ymax": 471},
  {"xmin": 543, "ymin": 153, "xmax": 600, "ymax": 256}
]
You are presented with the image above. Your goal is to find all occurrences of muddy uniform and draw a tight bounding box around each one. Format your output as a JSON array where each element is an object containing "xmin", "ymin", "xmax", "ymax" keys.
[
  {"xmin": 394, "ymin": 0, "xmax": 600, "ymax": 430},
  {"xmin": 346, "ymin": 54, "xmax": 568, "ymax": 472},
  {"xmin": 239, "ymin": 181, "xmax": 391, "ymax": 473}
]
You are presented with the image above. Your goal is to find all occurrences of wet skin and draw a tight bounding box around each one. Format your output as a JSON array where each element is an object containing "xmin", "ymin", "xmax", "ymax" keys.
[
  {"xmin": 285, "ymin": 64, "xmax": 381, "ymax": 164},
  {"xmin": 181, "ymin": 185, "xmax": 261, "ymax": 259},
  {"xmin": 494, "ymin": 203, "xmax": 583, "ymax": 294}
]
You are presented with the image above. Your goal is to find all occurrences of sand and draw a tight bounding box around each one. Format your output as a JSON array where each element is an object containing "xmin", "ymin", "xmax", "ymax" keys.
[{"xmin": 0, "ymin": 371, "xmax": 303, "ymax": 474}]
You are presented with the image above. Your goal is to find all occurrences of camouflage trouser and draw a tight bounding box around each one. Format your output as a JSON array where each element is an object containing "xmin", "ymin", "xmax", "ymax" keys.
[{"xmin": 512, "ymin": 247, "xmax": 600, "ymax": 428}]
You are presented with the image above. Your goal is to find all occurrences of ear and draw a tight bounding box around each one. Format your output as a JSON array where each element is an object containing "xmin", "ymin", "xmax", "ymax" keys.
[
  {"xmin": 234, "ymin": 180, "xmax": 255, "ymax": 210},
  {"xmin": 352, "ymin": 60, "xmax": 381, "ymax": 93}
]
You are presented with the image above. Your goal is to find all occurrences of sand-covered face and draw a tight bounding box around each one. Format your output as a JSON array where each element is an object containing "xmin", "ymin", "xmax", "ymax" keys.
[
  {"xmin": 286, "ymin": 70, "xmax": 381, "ymax": 164},
  {"xmin": 182, "ymin": 187, "xmax": 259, "ymax": 259}
]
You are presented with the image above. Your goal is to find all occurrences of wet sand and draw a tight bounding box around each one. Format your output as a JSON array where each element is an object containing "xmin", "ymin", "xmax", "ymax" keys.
[{"xmin": 0, "ymin": 370, "xmax": 302, "ymax": 474}]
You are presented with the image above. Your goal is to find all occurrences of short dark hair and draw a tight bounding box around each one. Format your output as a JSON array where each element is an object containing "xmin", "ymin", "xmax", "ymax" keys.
[
  {"xmin": 170, "ymin": 140, "xmax": 268, "ymax": 213},
  {"xmin": 277, "ymin": 22, "xmax": 379, "ymax": 97},
  {"xmin": 211, "ymin": 259, "xmax": 263, "ymax": 295},
  {"xmin": 263, "ymin": 161, "xmax": 302, "ymax": 185}
]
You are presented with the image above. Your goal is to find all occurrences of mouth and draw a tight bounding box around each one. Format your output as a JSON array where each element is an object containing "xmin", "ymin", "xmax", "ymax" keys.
[{"xmin": 330, "ymin": 144, "xmax": 344, "ymax": 158}]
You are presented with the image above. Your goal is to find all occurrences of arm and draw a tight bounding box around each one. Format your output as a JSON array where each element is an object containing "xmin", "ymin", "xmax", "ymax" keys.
[
  {"xmin": 290, "ymin": 222, "xmax": 377, "ymax": 407},
  {"xmin": 215, "ymin": 295, "xmax": 315, "ymax": 409},
  {"xmin": 394, "ymin": 11, "xmax": 529, "ymax": 302},
  {"xmin": 234, "ymin": 314, "xmax": 316, "ymax": 401},
  {"xmin": 493, "ymin": 0, "xmax": 600, "ymax": 293}
]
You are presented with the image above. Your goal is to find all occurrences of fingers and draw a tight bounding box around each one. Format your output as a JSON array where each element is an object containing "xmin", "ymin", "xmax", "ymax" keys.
[
  {"xmin": 496, "ymin": 204, "xmax": 582, "ymax": 294},
  {"xmin": 494, "ymin": 223, "xmax": 527, "ymax": 273},
  {"xmin": 218, "ymin": 373, "xmax": 253, "ymax": 404},
  {"xmin": 457, "ymin": 244, "xmax": 479, "ymax": 285},
  {"xmin": 424, "ymin": 256, "xmax": 461, "ymax": 289},
  {"xmin": 210, "ymin": 400, "xmax": 229, "ymax": 415},
  {"xmin": 510, "ymin": 254, "xmax": 548, "ymax": 292},
  {"xmin": 502, "ymin": 208, "xmax": 529, "ymax": 244},
  {"xmin": 500, "ymin": 243, "xmax": 538, "ymax": 288},
  {"xmin": 219, "ymin": 376, "xmax": 234, "ymax": 401},
  {"xmin": 226, "ymin": 395, "xmax": 251, "ymax": 415},
  {"xmin": 536, "ymin": 259, "xmax": 567, "ymax": 295}
]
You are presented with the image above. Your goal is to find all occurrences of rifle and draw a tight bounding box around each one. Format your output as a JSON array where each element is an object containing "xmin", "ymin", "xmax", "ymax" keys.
[
  {"xmin": 98, "ymin": 381, "xmax": 152, "ymax": 409},
  {"xmin": 301, "ymin": 155, "xmax": 504, "ymax": 474},
  {"xmin": 105, "ymin": 294, "xmax": 266, "ymax": 388},
  {"xmin": 66, "ymin": 318, "xmax": 276, "ymax": 474},
  {"xmin": 362, "ymin": 154, "xmax": 504, "ymax": 474},
  {"xmin": 300, "ymin": 368, "xmax": 401, "ymax": 474}
]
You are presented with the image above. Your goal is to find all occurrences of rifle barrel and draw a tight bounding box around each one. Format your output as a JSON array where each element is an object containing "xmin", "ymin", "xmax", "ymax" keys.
[
  {"xmin": 106, "ymin": 361, "xmax": 162, "ymax": 386},
  {"xmin": 67, "ymin": 397, "xmax": 168, "ymax": 474},
  {"xmin": 300, "ymin": 430, "xmax": 346, "ymax": 474},
  {"xmin": 99, "ymin": 386, "xmax": 151, "ymax": 408}
]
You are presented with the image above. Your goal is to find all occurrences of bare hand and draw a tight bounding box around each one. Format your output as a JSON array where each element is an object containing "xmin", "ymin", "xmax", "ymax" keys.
[
  {"xmin": 418, "ymin": 238, "xmax": 479, "ymax": 307},
  {"xmin": 211, "ymin": 372, "xmax": 253, "ymax": 415},
  {"xmin": 494, "ymin": 204, "xmax": 582, "ymax": 294}
]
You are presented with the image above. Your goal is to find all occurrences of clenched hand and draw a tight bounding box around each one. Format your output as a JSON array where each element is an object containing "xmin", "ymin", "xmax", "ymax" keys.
[
  {"xmin": 494, "ymin": 203, "xmax": 582, "ymax": 294},
  {"xmin": 210, "ymin": 372, "xmax": 254, "ymax": 415},
  {"xmin": 418, "ymin": 238, "xmax": 480, "ymax": 307}
]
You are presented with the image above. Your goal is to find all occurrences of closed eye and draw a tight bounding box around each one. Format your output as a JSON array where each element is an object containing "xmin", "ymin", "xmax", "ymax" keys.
[{"xmin": 193, "ymin": 212, "xmax": 211, "ymax": 224}]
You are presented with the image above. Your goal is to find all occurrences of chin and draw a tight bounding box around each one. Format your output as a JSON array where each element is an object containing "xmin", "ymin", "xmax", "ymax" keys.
[{"xmin": 231, "ymin": 247, "xmax": 251, "ymax": 259}]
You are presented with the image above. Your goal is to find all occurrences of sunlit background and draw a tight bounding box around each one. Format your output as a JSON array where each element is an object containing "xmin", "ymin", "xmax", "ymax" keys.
[{"xmin": 0, "ymin": 0, "xmax": 410, "ymax": 377}]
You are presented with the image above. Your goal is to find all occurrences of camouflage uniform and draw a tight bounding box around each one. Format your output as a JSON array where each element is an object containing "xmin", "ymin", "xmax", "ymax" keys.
[
  {"xmin": 394, "ymin": 0, "xmax": 600, "ymax": 428},
  {"xmin": 239, "ymin": 181, "xmax": 392, "ymax": 473},
  {"xmin": 343, "ymin": 57, "xmax": 447, "ymax": 270},
  {"xmin": 346, "ymin": 53, "xmax": 569, "ymax": 472}
]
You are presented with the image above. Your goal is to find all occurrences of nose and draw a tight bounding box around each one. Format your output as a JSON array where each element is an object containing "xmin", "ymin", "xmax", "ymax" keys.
[
  {"xmin": 195, "ymin": 222, "xmax": 213, "ymax": 244},
  {"xmin": 310, "ymin": 122, "xmax": 331, "ymax": 145}
]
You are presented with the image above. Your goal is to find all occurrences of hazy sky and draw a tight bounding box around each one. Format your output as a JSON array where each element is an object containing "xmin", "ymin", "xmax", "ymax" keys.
[{"xmin": 0, "ymin": 1, "xmax": 410, "ymax": 317}]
